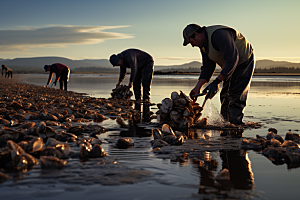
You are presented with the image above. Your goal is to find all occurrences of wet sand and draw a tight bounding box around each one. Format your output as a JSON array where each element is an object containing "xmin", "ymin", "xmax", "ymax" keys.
[{"xmin": 1, "ymin": 74, "xmax": 300, "ymax": 200}]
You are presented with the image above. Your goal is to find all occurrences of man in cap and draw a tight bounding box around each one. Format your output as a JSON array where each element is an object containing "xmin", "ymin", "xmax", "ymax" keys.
[
  {"xmin": 44, "ymin": 63, "xmax": 70, "ymax": 91},
  {"xmin": 183, "ymin": 24, "xmax": 255, "ymax": 125},
  {"xmin": 109, "ymin": 48, "xmax": 154, "ymax": 101},
  {"xmin": 2, "ymin": 65, "xmax": 13, "ymax": 78}
]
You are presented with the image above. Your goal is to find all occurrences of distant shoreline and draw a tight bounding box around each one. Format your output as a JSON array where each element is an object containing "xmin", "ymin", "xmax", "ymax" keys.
[{"xmin": 153, "ymin": 72, "xmax": 300, "ymax": 76}]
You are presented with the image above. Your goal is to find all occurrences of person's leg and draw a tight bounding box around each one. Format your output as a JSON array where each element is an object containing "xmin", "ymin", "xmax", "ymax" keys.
[
  {"xmin": 10, "ymin": 72, "xmax": 12, "ymax": 78},
  {"xmin": 133, "ymin": 67, "xmax": 143, "ymax": 100},
  {"xmin": 60, "ymin": 68, "xmax": 69, "ymax": 91},
  {"xmin": 220, "ymin": 78, "xmax": 230, "ymax": 121},
  {"xmin": 64, "ymin": 69, "xmax": 70, "ymax": 91},
  {"xmin": 141, "ymin": 61, "xmax": 154, "ymax": 101},
  {"xmin": 226, "ymin": 54, "xmax": 255, "ymax": 124}
]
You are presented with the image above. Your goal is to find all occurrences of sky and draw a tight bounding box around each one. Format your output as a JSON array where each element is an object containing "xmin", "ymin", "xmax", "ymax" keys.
[{"xmin": 0, "ymin": 0, "xmax": 300, "ymax": 65}]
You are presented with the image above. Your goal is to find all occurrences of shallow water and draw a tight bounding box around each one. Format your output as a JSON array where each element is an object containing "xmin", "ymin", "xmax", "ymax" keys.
[{"xmin": 1, "ymin": 74, "xmax": 300, "ymax": 200}]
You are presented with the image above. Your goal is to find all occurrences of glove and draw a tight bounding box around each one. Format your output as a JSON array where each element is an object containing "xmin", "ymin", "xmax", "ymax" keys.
[
  {"xmin": 53, "ymin": 81, "xmax": 57, "ymax": 86},
  {"xmin": 202, "ymin": 78, "xmax": 222, "ymax": 99}
]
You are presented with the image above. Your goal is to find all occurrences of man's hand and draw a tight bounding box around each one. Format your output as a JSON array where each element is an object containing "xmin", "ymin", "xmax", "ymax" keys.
[
  {"xmin": 202, "ymin": 78, "xmax": 222, "ymax": 99},
  {"xmin": 115, "ymin": 81, "xmax": 122, "ymax": 88},
  {"xmin": 189, "ymin": 88, "xmax": 199, "ymax": 102},
  {"xmin": 128, "ymin": 82, "xmax": 133, "ymax": 89}
]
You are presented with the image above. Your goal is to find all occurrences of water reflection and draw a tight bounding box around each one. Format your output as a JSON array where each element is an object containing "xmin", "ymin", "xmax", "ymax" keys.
[{"xmin": 192, "ymin": 150, "xmax": 254, "ymax": 193}]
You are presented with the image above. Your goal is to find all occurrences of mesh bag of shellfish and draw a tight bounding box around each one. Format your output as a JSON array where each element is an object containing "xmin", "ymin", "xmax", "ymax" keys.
[{"xmin": 111, "ymin": 85, "xmax": 133, "ymax": 100}]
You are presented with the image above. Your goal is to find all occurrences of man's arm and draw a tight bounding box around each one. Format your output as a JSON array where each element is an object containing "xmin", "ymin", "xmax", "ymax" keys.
[
  {"xmin": 119, "ymin": 66, "xmax": 126, "ymax": 82},
  {"xmin": 46, "ymin": 71, "xmax": 53, "ymax": 86}
]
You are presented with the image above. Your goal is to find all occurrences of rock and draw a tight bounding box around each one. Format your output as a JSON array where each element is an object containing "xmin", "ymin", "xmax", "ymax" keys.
[{"xmin": 116, "ymin": 137, "xmax": 134, "ymax": 149}]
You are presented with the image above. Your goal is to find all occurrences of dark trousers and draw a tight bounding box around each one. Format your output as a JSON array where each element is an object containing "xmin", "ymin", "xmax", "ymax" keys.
[
  {"xmin": 59, "ymin": 68, "xmax": 70, "ymax": 91},
  {"xmin": 5, "ymin": 71, "xmax": 12, "ymax": 78},
  {"xmin": 133, "ymin": 61, "xmax": 154, "ymax": 100},
  {"xmin": 220, "ymin": 53, "xmax": 255, "ymax": 124}
]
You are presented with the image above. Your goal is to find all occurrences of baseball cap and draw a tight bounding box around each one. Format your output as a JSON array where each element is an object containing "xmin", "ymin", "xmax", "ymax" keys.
[
  {"xmin": 109, "ymin": 54, "xmax": 119, "ymax": 67},
  {"xmin": 44, "ymin": 65, "xmax": 49, "ymax": 72},
  {"xmin": 183, "ymin": 24, "xmax": 202, "ymax": 46}
]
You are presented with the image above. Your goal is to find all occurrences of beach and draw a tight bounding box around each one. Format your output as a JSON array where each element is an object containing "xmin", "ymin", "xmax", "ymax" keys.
[{"xmin": 0, "ymin": 74, "xmax": 300, "ymax": 200}]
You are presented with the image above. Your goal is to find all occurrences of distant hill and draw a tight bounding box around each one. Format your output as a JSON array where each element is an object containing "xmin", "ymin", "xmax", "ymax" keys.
[
  {"xmin": 255, "ymin": 59, "xmax": 300, "ymax": 69},
  {"xmin": 1, "ymin": 56, "xmax": 300, "ymax": 73},
  {"xmin": 0, "ymin": 57, "xmax": 111, "ymax": 69}
]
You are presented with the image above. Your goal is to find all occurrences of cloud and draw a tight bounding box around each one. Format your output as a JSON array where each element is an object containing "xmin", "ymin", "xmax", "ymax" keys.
[
  {"xmin": 0, "ymin": 25, "xmax": 133, "ymax": 52},
  {"xmin": 156, "ymin": 57, "xmax": 200, "ymax": 60}
]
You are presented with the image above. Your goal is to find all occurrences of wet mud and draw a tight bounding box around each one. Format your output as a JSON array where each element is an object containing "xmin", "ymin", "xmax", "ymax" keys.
[{"xmin": 1, "ymin": 76, "xmax": 300, "ymax": 200}]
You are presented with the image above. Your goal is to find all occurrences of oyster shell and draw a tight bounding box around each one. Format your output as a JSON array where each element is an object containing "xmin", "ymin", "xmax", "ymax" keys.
[{"xmin": 40, "ymin": 156, "xmax": 67, "ymax": 169}]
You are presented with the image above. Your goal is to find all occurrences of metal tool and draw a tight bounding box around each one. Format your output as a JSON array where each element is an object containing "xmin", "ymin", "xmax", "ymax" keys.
[
  {"xmin": 191, "ymin": 92, "xmax": 208, "ymax": 108},
  {"xmin": 191, "ymin": 92, "xmax": 207, "ymax": 98},
  {"xmin": 201, "ymin": 97, "xmax": 208, "ymax": 108}
]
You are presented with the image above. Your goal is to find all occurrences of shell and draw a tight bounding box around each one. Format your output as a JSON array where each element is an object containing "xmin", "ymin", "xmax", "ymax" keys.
[
  {"xmin": 20, "ymin": 122, "xmax": 35, "ymax": 129},
  {"xmin": 55, "ymin": 143, "xmax": 70, "ymax": 158},
  {"xmin": 80, "ymin": 142, "xmax": 92, "ymax": 160},
  {"xmin": 183, "ymin": 107, "xmax": 192, "ymax": 119},
  {"xmin": 170, "ymin": 110, "xmax": 182, "ymax": 123},
  {"xmin": 178, "ymin": 117, "xmax": 193, "ymax": 129},
  {"xmin": 266, "ymin": 132, "xmax": 275, "ymax": 140},
  {"xmin": 27, "ymin": 137, "xmax": 44, "ymax": 153},
  {"xmin": 44, "ymin": 126, "xmax": 58, "ymax": 137},
  {"xmin": 7, "ymin": 140, "xmax": 26, "ymax": 159},
  {"xmin": 45, "ymin": 138, "xmax": 61, "ymax": 147},
  {"xmin": 281, "ymin": 140, "xmax": 299, "ymax": 147},
  {"xmin": 40, "ymin": 147, "xmax": 62, "ymax": 158},
  {"xmin": 161, "ymin": 124, "xmax": 175, "ymax": 136},
  {"xmin": 90, "ymin": 144, "xmax": 106, "ymax": 158},
  {"xmin": 269, "ymin": 138, "xmax": 281, "ymax": 147},
  {"xmin": 40, "ymin": 156, "xmax": 67, "ymax": 168},
  {"xmin": 116, "ymin": 137, "xmax": 134, "ymax": 149},
  {"xmin": 173, "ymin": 98, "xmax": 187, "ymax": 108},
  {"xmin": 161, "ymin": 98, "xmax": 173, "ymax": 113},
  {"xmin": 152, "ymin": 129, "xmax": 163, "ymax": 139},
  {"xmin": 285, "ymin": 132, "xmax": 300, "ymax": 141},
  {"xmin": 171, "ymin": 91, "xmax": 180, "ymax": 100},
  {"xmin": 157, "ymin": 111, "xmax": 170, "ymax": 123},
  {"xmin": 25, "ymin": 127, "xmax": 39, "ymax": 136}
]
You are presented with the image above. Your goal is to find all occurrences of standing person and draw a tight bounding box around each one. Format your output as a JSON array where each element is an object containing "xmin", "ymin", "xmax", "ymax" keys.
[
  {"xmin": 183, "ymin": 24, "xmax": 255, "ymax": 125},
  {"xmin": 44, "ymin": 63, "xmax": 70, "ymax": 91},
  {"xmin": 2, "ymin": 65, "xmax": 13, "ymax": 78},
  {"xmin": 109, "ymin": 48, "xmax": 154, "ymax": 102}
]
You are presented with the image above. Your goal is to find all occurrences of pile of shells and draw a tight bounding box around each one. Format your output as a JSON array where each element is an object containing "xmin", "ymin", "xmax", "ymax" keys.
[
  {"xmin": 241, "ymin": 128, "xmax": 300, "ymax": 169},
  {"xmin": 151, "ymin": 124, "xmax": 185, "ymax": 150},
  {"xmin": 111, "ymin": 85, "xmax": 133, "ymax": 100},
  {"xmin": 156, "ymin": 91, "xmax": 204, "ymax": 129}
]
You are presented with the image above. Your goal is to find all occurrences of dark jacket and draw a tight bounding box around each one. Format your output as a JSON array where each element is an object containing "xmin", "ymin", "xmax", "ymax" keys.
[
  {"xmin": 47, "ymin": 63, "xmax": 69, "ymax": 85},
  {"xmin": 118, "ymin": 49, "xmax": 153, "ymax": 82}
]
